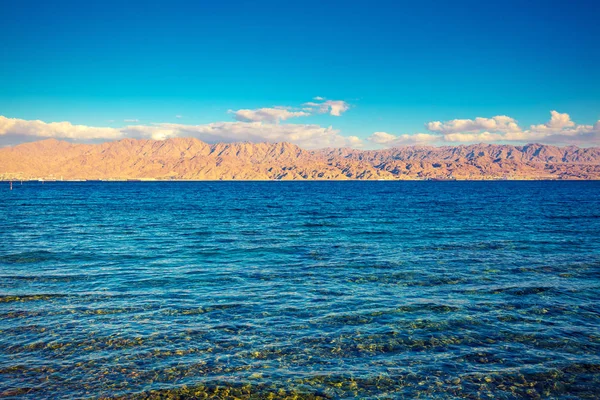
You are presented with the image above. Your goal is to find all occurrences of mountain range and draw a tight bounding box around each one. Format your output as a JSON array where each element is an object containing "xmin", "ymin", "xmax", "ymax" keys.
[{"xmin": 1, "ymin": 138, "xmax": 599, "ymax": 180}]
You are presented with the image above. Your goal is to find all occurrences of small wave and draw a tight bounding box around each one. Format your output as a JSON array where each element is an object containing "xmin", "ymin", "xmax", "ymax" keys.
[
  {"xmin": 1, "ymin": 250, "xmax": 56, "ymax": 264},
  {"xmin": 546, "ymin": 215, "xmax": 600, "ymax": 220},
  {"xmin": 0, "ymin": 274, "xmax": 92, "ymax": 282},
  {"xmin": 301, "ymin": 222, "xmax": 337, "ymax": 228},
  {"xmin": 0, "ymin": 294, "xmax": 68, "ymax": 303},
  {"xmin": 471, "ymin": 286, "xmax": 558, "ymax": 296}
]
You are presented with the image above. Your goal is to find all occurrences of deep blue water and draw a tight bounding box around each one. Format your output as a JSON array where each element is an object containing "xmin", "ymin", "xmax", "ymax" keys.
[{"xmin": 1, "ymin": 181, "xmax": 599, "ymax": 399}]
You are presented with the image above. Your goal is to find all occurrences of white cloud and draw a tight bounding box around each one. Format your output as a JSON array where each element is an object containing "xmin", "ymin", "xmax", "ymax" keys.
[
  {"xmin": 370, "ymin": 111, "xmax": 600, "ymax": 148},
  {"xmin": 124, "ymin": 121, "xmax": 362, "ymax": 149},
  {"xmin": 230, "ymin": 98, "xmax": 351, "ymax": 122},
  {"xmin": 368, "ymin": 131, "xmax": 398, "ymax": 144},
  {"xmin": 325, "ymin": 100, "xmax": 351, "ymax": 117},
  {"xmin": 443, "ymin": 132, "xmax": 505, "ymax": 143},
  {"xmin": 0, "ymin": 116, "xmax": 363, "ymax": 149},
  {"xmin": 3, "ymin": 110, "xmax": 597, "ymax": 151},
  {"xmin": 0, "ymin": 116, "xmax": 123, "ymax": 140},
  {"xmin": 303, "ymin": 99, "xmax": 350, "ymax": 116},
  {"xmin": 530, "ymin": 110, "xmax": 575, "ymax": 132},
  {"xmin": 427, "ymin": 115, "xmax": 520, "ymax": 134},
  {"xmin": 0, "ymin": 97, "xmax": 359, "ymax": 148},
  {"xmin": 175, "ymin": 115, "xmax": 183, "ymax": 119},
  {"xmin": 230, "ymin": 107, "xmax": 310, "ymax": 123},
  {"xmin": 368, "ymin": 131, "xmax": 441, "ymax": 146}
]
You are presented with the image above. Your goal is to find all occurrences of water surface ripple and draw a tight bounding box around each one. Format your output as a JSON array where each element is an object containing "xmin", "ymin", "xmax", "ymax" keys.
[{"xmin": 1, "ymin": 181, "xmax": 599, "ymax": 399}]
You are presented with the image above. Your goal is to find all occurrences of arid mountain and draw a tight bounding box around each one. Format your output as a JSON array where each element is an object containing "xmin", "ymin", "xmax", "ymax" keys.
[{"xmin": 1, "ymin": 138, "xmax": 599, "ymax": 180}]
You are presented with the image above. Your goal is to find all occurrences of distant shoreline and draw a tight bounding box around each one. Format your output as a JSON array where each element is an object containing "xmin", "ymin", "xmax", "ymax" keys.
[{"xmin": 3, "ymin": 178, "xmax": 599, "ymax": 182}]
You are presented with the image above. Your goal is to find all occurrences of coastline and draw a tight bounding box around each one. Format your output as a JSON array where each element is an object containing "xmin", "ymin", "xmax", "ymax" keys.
[{"xmin": 1, "ymin": 177, "xmax": 597, "ymax": 182}]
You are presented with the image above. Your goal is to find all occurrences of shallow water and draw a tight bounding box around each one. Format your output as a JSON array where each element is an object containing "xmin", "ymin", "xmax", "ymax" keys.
[{"xmin": 1, "ymin": 181, "xmax": 599, "ymax": 399}]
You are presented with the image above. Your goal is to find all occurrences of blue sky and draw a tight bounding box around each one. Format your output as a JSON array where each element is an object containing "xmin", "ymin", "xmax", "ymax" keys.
[{"xmin": 1, "ymin": 0, "xmax": 599, "ymax": 148}]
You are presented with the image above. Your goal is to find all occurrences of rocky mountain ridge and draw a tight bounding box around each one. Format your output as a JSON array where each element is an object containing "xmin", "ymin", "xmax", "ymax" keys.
[{"xmin": 1, "ymin": 138, "xmax": 599, "ymax": 180}]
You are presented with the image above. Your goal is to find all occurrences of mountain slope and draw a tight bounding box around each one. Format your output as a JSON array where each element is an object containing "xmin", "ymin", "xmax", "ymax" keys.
[{"xmin": 1, "ymin": 138, "xmax": 599, "ymax": 180}]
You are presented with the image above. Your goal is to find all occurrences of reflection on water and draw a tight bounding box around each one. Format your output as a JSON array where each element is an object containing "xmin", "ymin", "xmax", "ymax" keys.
[{"xmin": 1, "ymin": 181, "xmax": 599, "ymax": 398}]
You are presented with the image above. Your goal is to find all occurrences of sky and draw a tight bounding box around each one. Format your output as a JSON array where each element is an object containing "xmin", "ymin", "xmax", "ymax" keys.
[{"xmin": 1, "ymin": 0, "xmax": 599, "ymax": 148}]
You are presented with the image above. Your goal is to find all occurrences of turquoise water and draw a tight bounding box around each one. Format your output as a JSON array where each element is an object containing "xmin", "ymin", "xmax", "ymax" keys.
[{"xmin": 1, "ymin": 181, "xmax": 599, "ymax": 399}]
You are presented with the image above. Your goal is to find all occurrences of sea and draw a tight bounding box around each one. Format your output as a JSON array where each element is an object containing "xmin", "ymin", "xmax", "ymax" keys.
[{"xmin": 1, "ymin": 181, "xmax": 599, "ymax": 399}]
